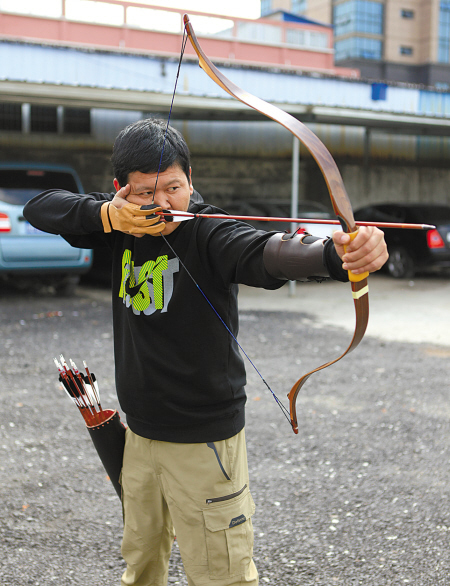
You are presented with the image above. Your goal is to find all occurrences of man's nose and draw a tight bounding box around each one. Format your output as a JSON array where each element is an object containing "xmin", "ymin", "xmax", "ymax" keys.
[{"xmin": 152, "ymin": 191, "xmax": 169, "ymax": 208}]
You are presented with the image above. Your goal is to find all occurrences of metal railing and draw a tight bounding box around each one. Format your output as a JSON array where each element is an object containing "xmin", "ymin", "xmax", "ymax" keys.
[{"xmin": 0, "ymin": 0, "xmax": 331, "ymax": 51}]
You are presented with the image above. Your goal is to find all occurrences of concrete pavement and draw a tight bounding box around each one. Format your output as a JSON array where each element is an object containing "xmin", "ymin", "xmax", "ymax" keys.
[
  {"xmin": 80, "ymin": 273, "xmax": 450, "ymax": 348},
  {"xmin": 238, "ymin": 273, "xmax": 450, "ymax": 348}
]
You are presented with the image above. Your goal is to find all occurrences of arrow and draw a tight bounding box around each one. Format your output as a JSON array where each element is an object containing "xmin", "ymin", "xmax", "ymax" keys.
[{"xmin": 155, "ymin": 210, "xmax": 434, "ymax": 230}]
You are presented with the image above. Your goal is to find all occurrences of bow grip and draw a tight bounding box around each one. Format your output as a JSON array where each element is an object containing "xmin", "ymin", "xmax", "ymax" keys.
[{"xmin": 344, "ymin": 230, "xmax": 369, "ymax": 283}]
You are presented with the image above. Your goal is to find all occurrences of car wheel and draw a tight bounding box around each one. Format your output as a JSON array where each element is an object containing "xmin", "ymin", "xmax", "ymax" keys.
[
  {"xmin": 54, "ymin": 275, "xmax": 80, "ymax": 297},
  {"xmin": 385, "ymin": 246, "xmax": 415, "ymax": 279}
]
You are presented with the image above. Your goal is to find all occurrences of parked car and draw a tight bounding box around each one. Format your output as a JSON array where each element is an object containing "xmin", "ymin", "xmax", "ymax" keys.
[
  {"xmin": 354, "ymin": 203, "xmax": 450, "ymax": 278},
  {"xmin": 225, "ymin": 199, "xmax": 336, "ymax": 238},
  {"xmin": 0, "ymin": 163, "xmax": 93, "ymax": 295}
]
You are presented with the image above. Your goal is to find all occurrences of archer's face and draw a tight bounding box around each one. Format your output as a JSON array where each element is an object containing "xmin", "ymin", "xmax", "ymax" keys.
[{"xmin": 114, "ymin": 164, "xmax": 193, "ymax": 236}]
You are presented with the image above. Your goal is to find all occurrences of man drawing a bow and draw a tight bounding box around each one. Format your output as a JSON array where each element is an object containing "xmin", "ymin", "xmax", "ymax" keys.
[{"xmin": 24, "ymin": 118, "xmax": 387, "ymax": 585}]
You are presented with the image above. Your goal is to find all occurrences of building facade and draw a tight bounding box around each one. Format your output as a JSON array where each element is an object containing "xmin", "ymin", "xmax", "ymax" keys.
[
  {"xmin": 1, "ymin": 2, "xmax": 450, "ymax": 209},
  {"xmin": 261, "ymin": 0, "xmax": 450, "ymax": 87}
]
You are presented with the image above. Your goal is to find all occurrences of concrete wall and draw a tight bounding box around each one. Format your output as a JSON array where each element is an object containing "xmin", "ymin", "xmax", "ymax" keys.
[
  {"xmin": 194, "ymin": 156, "xmax": 450, "ymax": 210},
  {"xmin": 340, "ymin": 162, "xmax": 450, "ymax": 208},
  {"xmin": 1, "ymin": 132, "xmax": 449, "ymax": 213},
  {"xmin": 0, "ymin": 137, "xmax": 115, "ymax": 194},
  {"xmin": 305, "ymin": 0, "xmax": 332, "ymax": 24},
  {"xmin": 289, "ymin": 158, "xmax": 450, "ymax": 210},
  {"xmin": 384, "ymin": 0, "xmax": 423, "ymax": 64}
]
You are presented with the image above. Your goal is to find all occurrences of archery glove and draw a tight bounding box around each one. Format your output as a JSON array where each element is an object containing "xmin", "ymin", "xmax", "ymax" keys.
[{"xmin": 100, "ymin": 202, "xmax": 165, "ymax": 236}]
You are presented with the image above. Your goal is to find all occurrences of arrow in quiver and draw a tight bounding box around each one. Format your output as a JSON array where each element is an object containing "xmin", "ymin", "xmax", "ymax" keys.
[{"xmin": 54, "ymin": 355, "xmax": 126, "ymax": 499}]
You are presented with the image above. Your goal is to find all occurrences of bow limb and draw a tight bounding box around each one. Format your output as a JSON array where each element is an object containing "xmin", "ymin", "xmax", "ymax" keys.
[
  {"xmin": 185, "ymin": 14, "xmax": 356, "ymax": 232},
  {"xmin": 183, "ymin": 14, "xmax": 369, "ymax": 434}
]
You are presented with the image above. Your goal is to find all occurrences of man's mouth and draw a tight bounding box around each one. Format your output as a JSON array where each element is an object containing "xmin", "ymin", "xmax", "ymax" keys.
[{"xmin": 160, "ymin": 209, "xmax": 173, "ymax": 223}]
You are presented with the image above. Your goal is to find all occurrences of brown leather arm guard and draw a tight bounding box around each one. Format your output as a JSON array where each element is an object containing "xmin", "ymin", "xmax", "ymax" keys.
[{"xmin": 263, "ymin": 232, "xmax": 333, "ymax": 282}]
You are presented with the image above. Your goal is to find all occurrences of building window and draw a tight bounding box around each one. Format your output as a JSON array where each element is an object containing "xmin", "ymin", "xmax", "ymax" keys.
[
  {"xmin": 286, "ymin": 28, "xmax": 328, "ymax": 48},
  {"xmin": 0, "ymin": 103, "xmax": 22, "ymax": 131},
  {"xmin": 400, "ymin": 46, "xmax": 413, "ymax": 55},
  {"xmin": 0, "ymin": 104, "xmax": 92, "ymax": 135},
  {"xmin": 401, "ymin": 9, "xmax": 414, "ymax": 18},
  {"xmin": 334, "ymin": 0, "xmax": 384, "ymax": 37},
  {"xmin": 335, "ymin": 36, "xmax": 383, "ymax": 60},
  {"xmin": 30, "ymin": 105, "xmax": 58, "ymax": 133},
  {"xmin": 260, "ymin": 0, "xmax": 272, "ymax": 16},
  {"xmin": 291, "ymin": 0, "xmax": 307, "ymax": 14},
  {"xmin": 63, "ymin": 108, "xmax": 91, "ymax": 134},
  {"xmin": 236, "ymin": 21, "xmax": 282, "ymax": 44},
  {"xmin": 438, "ymin": 1, "xmax": 450, "ymax": 63}
]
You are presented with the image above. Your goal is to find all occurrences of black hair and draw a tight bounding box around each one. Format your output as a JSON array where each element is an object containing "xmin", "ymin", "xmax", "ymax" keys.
[{"xmin": 111, "ymin": 118, "xmax": 191, "ymax": 187}]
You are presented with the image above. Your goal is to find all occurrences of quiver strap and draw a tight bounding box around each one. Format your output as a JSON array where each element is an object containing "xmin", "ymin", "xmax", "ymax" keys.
[{"xmin": 87, "ymin": 409, "xmax": 126, "ymax": 499}]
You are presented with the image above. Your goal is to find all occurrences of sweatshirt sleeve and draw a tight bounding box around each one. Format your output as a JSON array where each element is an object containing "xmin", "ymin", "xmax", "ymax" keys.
[
  {"xmin": 23, "ymin": 190, "xmax": 114, "ymax": 249},
  {"xmin": 322, "ymin": 237, "xmax": 349, "ymax": 282},
  {"xmin": 194, "ymin": 217, "xmax": 284, "ymax": 289},
  {"xmin": 192, "ymin": 206, "xmax": 349, "ymax": 288}
]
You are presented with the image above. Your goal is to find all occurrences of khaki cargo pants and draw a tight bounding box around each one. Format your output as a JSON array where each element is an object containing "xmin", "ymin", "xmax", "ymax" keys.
[{"xmin": 120, "ymin": 427, "xmax": 258, "ymax": 586}]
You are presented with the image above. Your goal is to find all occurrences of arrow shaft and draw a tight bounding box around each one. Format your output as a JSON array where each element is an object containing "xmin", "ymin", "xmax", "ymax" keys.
[{"xmin": 156, "ymin": 211, "xmax": 433, "ymax": 230}]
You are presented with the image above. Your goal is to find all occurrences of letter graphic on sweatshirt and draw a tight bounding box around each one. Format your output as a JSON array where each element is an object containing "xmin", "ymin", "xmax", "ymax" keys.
[{"xmin": 119, "ymin": 249, "xmax": 179, "ymax": 315}]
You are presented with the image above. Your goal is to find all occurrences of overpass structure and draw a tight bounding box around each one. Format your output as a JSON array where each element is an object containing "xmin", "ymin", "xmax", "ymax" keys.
[{"xmin": 0, "ymin": 1, "xmax": 450, "ymax": 137}]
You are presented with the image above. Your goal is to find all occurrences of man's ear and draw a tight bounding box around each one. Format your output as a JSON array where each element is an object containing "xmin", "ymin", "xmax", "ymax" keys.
[{"xmin": 113, "ymin": 178, "xmax": 120, "ymax": 192}]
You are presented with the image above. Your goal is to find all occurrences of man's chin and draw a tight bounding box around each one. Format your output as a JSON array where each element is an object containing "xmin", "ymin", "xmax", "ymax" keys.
[{"xmin": 158, "ymin": 222, "xmax": 181, "ymax": 237}]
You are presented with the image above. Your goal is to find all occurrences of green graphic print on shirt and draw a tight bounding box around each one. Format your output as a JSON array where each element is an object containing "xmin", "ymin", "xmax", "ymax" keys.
[{"xmin": 119, "ymin": 249, "xmax": 180, "ymax": 315}]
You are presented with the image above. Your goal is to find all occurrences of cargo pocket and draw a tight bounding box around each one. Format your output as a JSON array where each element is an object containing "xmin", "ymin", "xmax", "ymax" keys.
[{"xmin": 202, "ymin": 489, "xmax": 255, "ymax": 580}]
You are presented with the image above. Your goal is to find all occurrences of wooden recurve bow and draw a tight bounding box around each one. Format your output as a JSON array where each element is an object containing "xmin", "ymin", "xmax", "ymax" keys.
[{"xmin": 183, "ymin": 14, "xmax": 369, "ymax": 434}]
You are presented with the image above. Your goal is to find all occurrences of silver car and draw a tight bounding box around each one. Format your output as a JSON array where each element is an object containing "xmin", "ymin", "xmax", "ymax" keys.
[{"xmin": 0, "ymin": 163, "xmax": 92, "ymax": 295}]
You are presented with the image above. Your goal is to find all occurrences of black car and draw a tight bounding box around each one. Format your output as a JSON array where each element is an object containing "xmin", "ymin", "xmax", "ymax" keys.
[
  {"xmin": 226, "ymin": 199, "xmax": 335, "ymax": 238},
  {"xmin": 354, "ymin": 203, "xmax": 450, "ymax": 278}
]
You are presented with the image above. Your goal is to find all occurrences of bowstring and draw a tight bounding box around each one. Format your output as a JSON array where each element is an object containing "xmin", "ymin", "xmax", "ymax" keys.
[
  {"xmin": 161, "ymin": 234, "xmax": 291, "ymax": 424},
  {"xmin": 154, "ymin": 23, "xmax": 292, "ymax": 426},
  {"xmin": 152, "ymin": 28, "xmax": 188, "ymax": 203}
]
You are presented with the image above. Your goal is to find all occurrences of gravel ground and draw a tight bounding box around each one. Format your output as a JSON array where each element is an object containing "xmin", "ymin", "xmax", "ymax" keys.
[{"xmin": 1, "ymin": 282, "xmax": 449, "ymax": 585}]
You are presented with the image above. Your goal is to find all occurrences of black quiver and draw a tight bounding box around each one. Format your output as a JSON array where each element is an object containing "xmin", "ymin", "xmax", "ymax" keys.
[{"xmin": 87, "ymin": 409, "xmax": 126, "ymax": 499}]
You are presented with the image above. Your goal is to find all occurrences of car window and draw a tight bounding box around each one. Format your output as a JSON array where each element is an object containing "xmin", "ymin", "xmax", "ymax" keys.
[
  {"xmin": 355, "ymin": 206, "xmax": 405, "ymax": 222},
  {"xmin": 0, "ymin": 169, "xmax": 79, "ymax": 205},
  {"xmin": 411, "ymin": 206, "xmax": 450, "ymax": 224},
  {"xmin": 377, "ymin": 206, "xmax": 406, "ymax": 221}
]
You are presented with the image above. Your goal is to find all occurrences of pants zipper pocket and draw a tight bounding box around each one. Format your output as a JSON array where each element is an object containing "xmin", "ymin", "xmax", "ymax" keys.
[{"xmin": 206, "ymin": 484, "xmax": 247, "ymax": 505}]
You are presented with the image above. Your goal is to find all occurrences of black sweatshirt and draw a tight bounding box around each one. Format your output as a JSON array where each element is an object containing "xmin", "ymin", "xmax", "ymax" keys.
[{"xmin": 24, "ymin": 190, "xmax": 346, "ymax": 443}]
